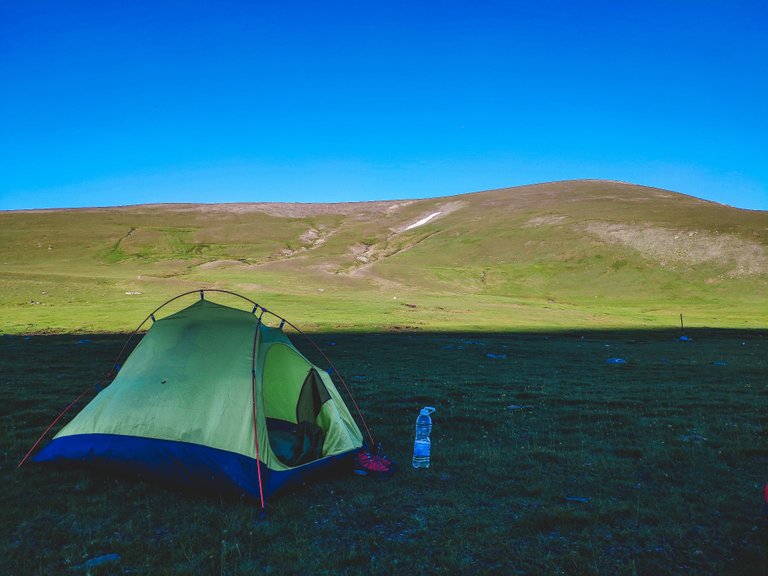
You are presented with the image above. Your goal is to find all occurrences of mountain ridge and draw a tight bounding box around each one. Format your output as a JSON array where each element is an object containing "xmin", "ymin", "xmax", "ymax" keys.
[{"xmin": 4, "ymin": 179, "xmax": 762, "ymax": 214}]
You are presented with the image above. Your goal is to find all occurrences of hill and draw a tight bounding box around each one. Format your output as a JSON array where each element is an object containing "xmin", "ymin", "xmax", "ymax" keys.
[{"xmin": 1, "ymin": 180, "xmax": 766, "ymax": 332}]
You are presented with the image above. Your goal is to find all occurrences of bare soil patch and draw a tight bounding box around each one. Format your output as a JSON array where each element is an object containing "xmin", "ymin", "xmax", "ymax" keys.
[{"xmin": 583, "ymin": 222, "xmax": 768, "ymax": 276}]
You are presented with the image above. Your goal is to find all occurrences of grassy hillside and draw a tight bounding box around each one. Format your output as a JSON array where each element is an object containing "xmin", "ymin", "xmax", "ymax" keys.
[{"xmin": 1, "ymin": 180, "xmax": 766, "ymax": 332}]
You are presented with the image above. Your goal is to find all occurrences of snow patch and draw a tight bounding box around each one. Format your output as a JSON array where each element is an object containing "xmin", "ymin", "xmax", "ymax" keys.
[{"xmin": 405, "ymin": 212, "xmax": 441, "ymax": 231}]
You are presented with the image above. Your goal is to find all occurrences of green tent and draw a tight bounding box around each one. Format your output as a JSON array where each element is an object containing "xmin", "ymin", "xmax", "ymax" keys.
[{"xmin": 33, "ymin": 293, "xmax": 364, "ymax": 505}]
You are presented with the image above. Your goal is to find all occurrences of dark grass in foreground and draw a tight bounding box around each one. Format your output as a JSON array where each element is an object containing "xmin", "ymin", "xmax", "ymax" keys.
[{"xmin": 2, "ymin": 330, "xmax": 767, "ymax": 575}]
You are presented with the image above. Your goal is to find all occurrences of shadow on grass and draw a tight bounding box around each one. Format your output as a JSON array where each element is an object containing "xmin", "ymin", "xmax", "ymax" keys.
[{"xmin": 2, "ymin": 328, "xmax": 767, "ymax": 575}]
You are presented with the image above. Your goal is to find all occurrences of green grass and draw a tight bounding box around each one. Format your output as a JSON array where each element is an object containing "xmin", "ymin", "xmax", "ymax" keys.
[
  {"xmin": 2, "ymin": 328, "xmax": 767, "ymax": 575},
  {"xmin": 2, "ymin": 181, "xmax": 766, "ymax": 334}
]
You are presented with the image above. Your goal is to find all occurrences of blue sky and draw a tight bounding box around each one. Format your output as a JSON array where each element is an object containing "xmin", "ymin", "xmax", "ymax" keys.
[{"xmin": 1, "ymin": 1, "xmax": 766, "ymax": 211}]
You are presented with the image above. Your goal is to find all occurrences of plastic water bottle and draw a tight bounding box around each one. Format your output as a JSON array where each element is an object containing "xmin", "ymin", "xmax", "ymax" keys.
[{"xmin": 412, "ymin": 406, "xmax": 436, "ymax": 468}]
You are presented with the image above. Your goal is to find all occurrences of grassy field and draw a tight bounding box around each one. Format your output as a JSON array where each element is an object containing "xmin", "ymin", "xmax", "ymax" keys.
[
  {"xmin": 3, "ymin": 327, "xmax": 767, "ymax": 575},
  {"xmin": 2, "ymin": 181, "xmax": 767, "ymax": 333}
]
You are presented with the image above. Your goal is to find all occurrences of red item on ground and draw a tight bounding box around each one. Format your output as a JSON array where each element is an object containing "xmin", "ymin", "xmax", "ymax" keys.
[{"xmin": 355, "ymin": 448, "xmax": 397, "ymax": 477}]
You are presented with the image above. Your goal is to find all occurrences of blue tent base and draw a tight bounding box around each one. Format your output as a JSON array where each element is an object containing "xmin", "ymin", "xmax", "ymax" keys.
[{"xmin": 32, "ymin": 433, "xmax": 355, "ymax": 504}]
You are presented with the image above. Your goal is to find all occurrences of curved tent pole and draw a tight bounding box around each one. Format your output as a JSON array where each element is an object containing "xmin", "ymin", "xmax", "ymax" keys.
[
  {"xmin": 197, "ymin": 291, "xmax": 376, "ymax": 450},
  {"xmin": 17, "ymin": 289, "xmax": 260, "ymax": 469},
  {"xmin": 17, "ymin": 289, "xmax": 375, "ymax": 470},
  {"xmin": 105, "ymin": 289, "xmax": 262, "ymax": 379},
  {"xmin": 272, "ymin": 316, "xmax": 377, "ymax": 451}
]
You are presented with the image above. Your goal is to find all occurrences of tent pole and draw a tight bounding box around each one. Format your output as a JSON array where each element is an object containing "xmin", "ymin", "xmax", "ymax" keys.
[
  {"xmin": 16, "ymin": 382, "xmax": 100, "ymax": 469},
  {"xmin": 16, "ymin": 289, "xmax": 239, "ymax": 468},
  {"xmin": 251, "ymin": 311, "xmax": 267, "ymax": 509},
  {"xmin": 276, "ymin": 317, "xmax": 376, "ymax": 450}
]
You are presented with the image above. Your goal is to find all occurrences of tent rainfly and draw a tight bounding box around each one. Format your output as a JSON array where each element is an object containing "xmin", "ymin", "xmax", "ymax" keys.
[{"xmin": 30, "ymin": 291, "xmax": 365, "ymax": 506}]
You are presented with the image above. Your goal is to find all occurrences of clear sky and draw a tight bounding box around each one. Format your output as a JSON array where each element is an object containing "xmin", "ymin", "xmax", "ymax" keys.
[{"xmin": 1, "ymin": 1, "xmax": 766, "ymax": 211}]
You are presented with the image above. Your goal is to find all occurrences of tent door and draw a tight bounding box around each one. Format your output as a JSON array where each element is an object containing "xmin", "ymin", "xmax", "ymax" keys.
[{"xmin": 268, "ymin": 368, "xmax": 330, "ymax": 467}]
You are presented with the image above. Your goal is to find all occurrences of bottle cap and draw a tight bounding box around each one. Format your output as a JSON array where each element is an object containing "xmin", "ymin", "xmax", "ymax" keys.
[{"xmin": 420, "ymin": 406, "xmax": 436, "ymax": 415}]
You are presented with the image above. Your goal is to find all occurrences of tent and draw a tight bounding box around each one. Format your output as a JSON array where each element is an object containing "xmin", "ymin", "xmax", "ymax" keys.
[{"xmin": 31, "ymin": 292, "xmax": 364, "ymax": 506}]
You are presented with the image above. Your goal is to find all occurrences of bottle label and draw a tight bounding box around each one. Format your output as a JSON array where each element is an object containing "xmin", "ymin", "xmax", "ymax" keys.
[{"xmin": 413, "ymin": 440, "xmax": 430, "ymax": 457}]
